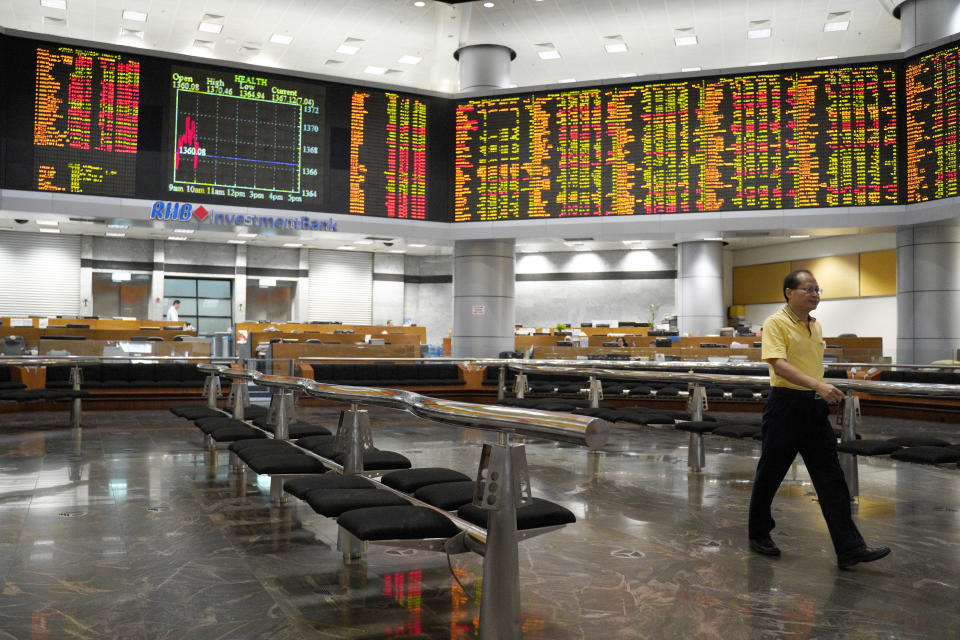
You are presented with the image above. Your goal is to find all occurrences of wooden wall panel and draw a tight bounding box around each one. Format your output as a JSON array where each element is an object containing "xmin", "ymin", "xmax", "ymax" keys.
[
  {"xmin": 859, "ymin": 250, "xmax": 897, "ymax": 297},
  {"xmin": 733, "ymin": 262, "xmax": 792, "ymax": 305},
  {"xmin": 791, "ymin": 254, "xmax": 860, "ymax": 299}
]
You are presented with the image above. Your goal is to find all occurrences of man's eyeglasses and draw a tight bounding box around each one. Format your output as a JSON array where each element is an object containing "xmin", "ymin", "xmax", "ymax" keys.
[{"xmin": 792, "ymin": 286, "xmax": 823, "ymax": 295}]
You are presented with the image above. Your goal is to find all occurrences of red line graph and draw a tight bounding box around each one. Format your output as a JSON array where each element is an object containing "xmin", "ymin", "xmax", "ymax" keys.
[{"xmin": 175, "ymin": 115, "xmax": 199, "ymax": 170}]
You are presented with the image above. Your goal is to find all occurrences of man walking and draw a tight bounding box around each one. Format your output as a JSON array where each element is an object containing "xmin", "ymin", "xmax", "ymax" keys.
[{"xmin": 748, "ymin": 269, "xmax": 890, "ymax": 569}]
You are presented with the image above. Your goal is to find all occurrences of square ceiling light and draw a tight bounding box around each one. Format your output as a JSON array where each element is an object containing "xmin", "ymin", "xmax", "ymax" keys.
[
  {"xmin": 198, "ymin": 21, "xmax": 222, "ymax": 34},
  {"xmin": 269, "ymin": 33, "xmax": 293, "ymax": 45},
  {"xmin": 398, "ymin": 55, "xmax": 422, "ymax": 65},
  {"xmin": 41, "ymin": 0, "xmax": 66, "ymax": 9},
  {"xmin": 122, "ymin": 10, "xmax": 147, "ymax": 22},
  {"xmin": 538, "ymin": 49, "xmax": 561, "ymax": 60},
  {"xmin": 674, "ymin": 28, "xmax": 697, "ymax": 47}
]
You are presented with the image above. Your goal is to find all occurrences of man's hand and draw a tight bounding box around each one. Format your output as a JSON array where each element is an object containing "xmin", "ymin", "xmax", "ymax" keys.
[{"xmin": 815, "ymin": 382, "xmax": 845, "ymax": 404}]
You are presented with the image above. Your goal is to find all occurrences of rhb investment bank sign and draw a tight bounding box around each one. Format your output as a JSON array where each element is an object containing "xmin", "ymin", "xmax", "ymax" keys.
[{"xmin": 150, "ymin": 201, "xmax": 337, "ymax": 232}]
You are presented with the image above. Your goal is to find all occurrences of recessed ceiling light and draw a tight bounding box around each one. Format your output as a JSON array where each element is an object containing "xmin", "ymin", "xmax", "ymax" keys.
[
  {"xmin": 748, "ymin": 28, "xmax": 771, "ymax": 39},
  {"xmin": 167, "ymin": 236, "xmax": 188, "ymax": 241},
  {"xmin": 173, "ymin": 228, "xmax": 195, "ymax": 234},
  {"xmin": 269, "ymin": 33, "xmax": 293, "ymax": 45},
  {"xmin": 389, "ymin": 249, "xmax": 406, "ymax": 254},
  {"xmin": 483, "ymin": 1, "xmax": 495, "ymax": 7},
  {"xmin": 538, "ymin": 50, "xmax": 561, "ymax": 60},
  {"xmin": 107, "ymin": 222, "xmax": 129, "ymax": 229},
  {"xmin": 337, "ymin": 44, "xmax": 360, "ymax": 55},
  {"xmin": 674, "ymin": 35, "xmax": 698, "ymax": 47},
  {"xmin": 518, "ymin": 247, "xmax": 540, "ymax": 253},
  {"xmin": 398, "ymin": 55, "xmax": 422, "ymax": 65},
  {"xmin": 824, "ymin": 21, "xmax": 849, "ymax": 32},
  {"xmin": 337, "ymin": 246, "xmax": 356, "ymax": 250},
  {"xmin": 558, "ymin": 77, "xmax": 576, "ymax": 83},
  {"xmin": 414, "ymin": 1, "xmax": 426, "ymax": 6},
  {"xmin": 227, "ymin": 239, "xmax": 246, "ymax": 244},
  {"xmin": 283, "ymin": 243, "xmax": 302, "ymax": 248},
  {"xmin": 198, "ymin": 21, "xmax": 223, "ymax": 34},
  {"xmin": 38, "ymin": 228, "xmax": 61, "ymax": 234},
  {"xmin": 105, "ymin": 232, "xmax": 126, "ymax": 238},
  {"xmin": 682, "ymin": 66, "xmax": 702, "ymax": 72},
  {"xmin": 618, "ymin": 72, "xmax": 637, "ymax": 78},
  {"xmin": 363, "ymin": 66, "xmax": 388, "ymax": 75},
  {"xmin": 604, "ymin": 42, "xmax": 628, "ymax": 54},
  {"xmin": 817, "ymin": 55, "xmax": 839, "ymax": 60},
  {"xmin": 704, "ymin": 237, "xmax": 723, "ymax": 241},
  {"xmin": 40, "ymin": 0, "xmax": 66, "ymax": 9},
  {"xmin": 748, "ymin": 61, "xmax": 768, "ymax": 66},
  {"xmin": 573, "ymin": 246, "xmax": 590, "ymax": 252},
  {"xmin": 563, "ymin": 240, "xmax": 584, "ymax": 246},
  {"xmin": 407, "ymin": 243, "xmax": 426, "ymax": 248},
  {"xmin": 354, "ymin": 239, "xmax": 374, "ymax": 245},
  {"xmin": 36, "ymin": 219, "xmax": 58, "ymax": 226},
  {"xmin": 122, "ymin": 10, "xmax": 147, "ymax": 22},
  {"xmin": 790, "ymin": 234, "xmax": 811, "ymax": 239},
  {"xmin": 236, "ymin": 234, "xmax": 257, "ymax": 239}
]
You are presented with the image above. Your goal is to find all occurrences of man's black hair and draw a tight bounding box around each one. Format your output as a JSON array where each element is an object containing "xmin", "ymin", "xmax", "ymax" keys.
[
  {"xmin": 782, "ymin": 270, "xmax": 812, "ymax": 302},
  {"xmin": 173, "ymin": 299, "xmax": 181, "ymax": 305}
]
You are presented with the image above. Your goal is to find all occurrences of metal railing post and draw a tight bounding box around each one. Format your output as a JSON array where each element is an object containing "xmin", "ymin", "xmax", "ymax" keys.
[
  {"xmin": 69, "ymin": 364, "xmax": 83, "ymax": 429},
  {"xmin": 686, "ymin": 383, "xmax": 707, "ymax": 472},
  {"xmin": 513, "ymin": 373, "xmax": 528, "ymax": 399},
  {"xmin": 475, "ymin": 440, "xmax": 531, "ymax": 640},
  {"xmin": 839, "ymin": 392, "xmax": 860, "ymax": 500},
  {"xmin": 588, "ymin": 376, "xmax": 602, "ymax": 408},
  {"xmin": 497, "ymin": 365, "xmax": 506, "ymax": 402}
]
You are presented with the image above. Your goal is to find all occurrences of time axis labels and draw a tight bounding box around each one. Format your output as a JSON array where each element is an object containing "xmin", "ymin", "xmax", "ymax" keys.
[{"xmin": 167, "ymin": 66, "xmax": 324, "ymax": 206}]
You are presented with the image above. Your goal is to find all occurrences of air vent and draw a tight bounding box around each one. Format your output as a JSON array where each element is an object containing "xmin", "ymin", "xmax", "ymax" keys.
[
  {"xmin": 325, "ymin": 59, "xmax": 344, "ymax": 65},
  {"xmin": 365, "ymin": 236, "xmax": 395, "ymax": 241},
  {"xmin": 727, "ymin": 230, "xmax": 771, "ymax": 238},
  {"xmin": 563, "ymin": 237, "xmax": 594, "ymax": 242},
  {"xmin": 43, "ymin": 16, "xmax": 67, "ymax": 26}
]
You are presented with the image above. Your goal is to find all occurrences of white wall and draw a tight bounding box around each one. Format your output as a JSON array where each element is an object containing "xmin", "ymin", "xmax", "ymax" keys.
[
  {"xmin": 515, "ymin": 248, "xmax": 677, "ymax": 327},
  {"xmin": 744, "ymin": 297, "xmax": 897, "ymax": 360}
]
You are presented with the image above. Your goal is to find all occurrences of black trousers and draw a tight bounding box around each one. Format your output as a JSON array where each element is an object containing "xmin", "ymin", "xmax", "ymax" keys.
[{"xmin": 748, "ymin": 387, "xmax": 865, "ymax": 554}]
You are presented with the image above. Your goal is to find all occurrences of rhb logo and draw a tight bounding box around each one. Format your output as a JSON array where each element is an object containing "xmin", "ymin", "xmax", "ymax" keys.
[{"xmin": 150, "ymin": 201, "xmax": 209, "ymax": 222}]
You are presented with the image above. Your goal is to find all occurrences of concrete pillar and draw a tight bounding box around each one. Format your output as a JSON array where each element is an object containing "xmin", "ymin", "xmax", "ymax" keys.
[
  {"xmin": 676, "ymin": 241, "xmax": 725, "ymax": 336},
  {"xmin": 896, "ymin": 0, "xmax": 960, "ymax": 50},
  {"xmin": 150, "ymin": 240, "xmax": 165, "ymax": 320},
  {"xmin": 453, "ymin": 239, "xmax": 515, "ymax": 358},
  {"xmin": 79, "ymin": 236, "xmax": 93, "ymax": 317},
  {"xmin": 234, "ymin": 244, "xmax": 247, "ymax": 323},
  {"xmin": 897, "ymin": 219, "xmax": 960, "ymax": 364},
  {"xmin": 453, "ymin": 44, "xmax": 516, "ymax": 92}
]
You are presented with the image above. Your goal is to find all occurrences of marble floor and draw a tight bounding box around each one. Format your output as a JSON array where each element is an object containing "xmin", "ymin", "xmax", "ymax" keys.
[{"xmin": 0, "ymin": 405, "xmax": 959, "ymax": 639}]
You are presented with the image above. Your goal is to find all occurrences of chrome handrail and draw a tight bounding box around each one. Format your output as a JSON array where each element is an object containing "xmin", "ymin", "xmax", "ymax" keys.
[
  {"xmin": 507, "ymin": 364, "xmax": 960, "ymax": 399},
  {"xmin": 201, "ymin": 364, "xmax": 610, "ymax": 448}
]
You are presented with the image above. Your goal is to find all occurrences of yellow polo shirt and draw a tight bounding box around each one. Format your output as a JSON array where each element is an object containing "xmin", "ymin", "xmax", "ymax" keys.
[{"xmin": 761, "ymin": 305, "xmax": 825, "ymax": 389}]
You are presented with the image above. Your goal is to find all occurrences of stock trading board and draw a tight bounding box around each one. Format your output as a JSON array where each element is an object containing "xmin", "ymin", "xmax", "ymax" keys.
[
  {"xmin": 32, "ymin": 44, "xmax": 140, "ymax": 195},
  {"xmin": 905, "ymin": 41, "xmax": 960, "ymax": 202},
  {"xmin": 348, "ymin": 90, "xmax": 429, "ymax": 219},
  {"xmin": 11, "ymin": 33, "xmax": 960, "ymax": 222},
  {"xmin": 454, "ymin": 64, "xmax": 899, "ymax": 221}
]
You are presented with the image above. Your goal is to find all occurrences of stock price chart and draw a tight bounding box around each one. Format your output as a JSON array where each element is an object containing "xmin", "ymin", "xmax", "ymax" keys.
[
  {"xmin": 167, "ymin": 66, "xmax": 324, "ymax": 206},
  {"xmin": 33, "ymin": 45, "xmax": 140, "ymax": 195},
  {"xmin": 454, "ymin": 64, "xmax": 898, "ymax": 221},
  {"xmin": 349, "ymin": 90, "xmax": 428, "ymax": 219}
]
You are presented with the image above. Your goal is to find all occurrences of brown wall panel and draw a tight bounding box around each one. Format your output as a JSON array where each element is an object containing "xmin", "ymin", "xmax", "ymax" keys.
[
  {"xmin": 733, "ymin": 262, "xmax": 792, "ymax": 305},
  {"xmin": 859, "ymin": 249, "xmax": 897, "ymax": 297},
  {"xmin": 791, "ymin": 254, "xmax": 860, "ymax": 299}
]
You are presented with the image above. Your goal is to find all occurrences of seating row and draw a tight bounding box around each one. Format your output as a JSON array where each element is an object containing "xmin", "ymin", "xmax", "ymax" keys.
[
  {"xmin": 47, "ymin": 362, "xmax": 209, "ymax": 388},
  {"xmin": 309, "ymin": 363, "xmax": 465, "ymax": 386}
]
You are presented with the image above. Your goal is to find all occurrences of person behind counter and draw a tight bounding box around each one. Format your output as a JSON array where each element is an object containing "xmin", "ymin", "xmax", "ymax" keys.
[{"xmin": 166, "ymin": 300, "xmax": 181, "ymax": 322}]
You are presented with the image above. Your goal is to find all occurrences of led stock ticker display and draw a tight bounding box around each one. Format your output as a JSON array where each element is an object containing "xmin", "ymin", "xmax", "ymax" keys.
[
  {"xmin": 33, "ymin": 45, "xmax": 140, "ymax": 195},
  {"xmin": 168, "ymin": 66, "xmax": 324, "ymax": 206},
  {"xmin": 349, "ymin": 90, "xmax": 429, "ymax": 220},
  {"xmin": 453, "ymin": 65, "xmax": 899, "ymax": 221}
]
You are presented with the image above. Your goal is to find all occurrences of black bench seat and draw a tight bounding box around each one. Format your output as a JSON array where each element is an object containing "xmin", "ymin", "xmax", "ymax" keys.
[
  {"xmin": 338, "ymin": 505, "xmax": 461, "ymax": 541},
  {"xmin": 251, "ymin": 416, "xmax": 332, "ymax": 438},
  {"xmin": 837, "ymin": 439, "xmax": 903, "ymax": 456},
  {"xmin": 413, "ymin": 481, "xmax": 476, "ymax": 510},
  {"xmin": 295, "ymin": 435, "xmax": 412, "ymax": 470},
  {"xmin": 284, "ymin": 474, "xmax": 375, "ymax": 499},
  {"xmin": 890, "ymin": 446, "xmax": 960, "ymax": 465},
  {"xmin": 457, "ymin": 498, "xmax": 576, "ymax": 530},
  {"xmin": 305, "ymin": 488, "xmax": 411, "ymax": 517},
  {"xmin": 171, "ymin": 405, "xmax": 223, "ymax": 420},
  {"xmin": 380, "ymin": 468, "xmax": 472, "ymax": 493}
]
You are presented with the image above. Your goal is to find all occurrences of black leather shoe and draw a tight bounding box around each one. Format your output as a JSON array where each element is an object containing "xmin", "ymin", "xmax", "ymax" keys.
[
  {"xmin": 837, "ymin": 545, "xmax": 890, "ymax": 569},
  {"xmin": 749, "ymin": 537, "xmax": 781, "ymax": 557}
]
